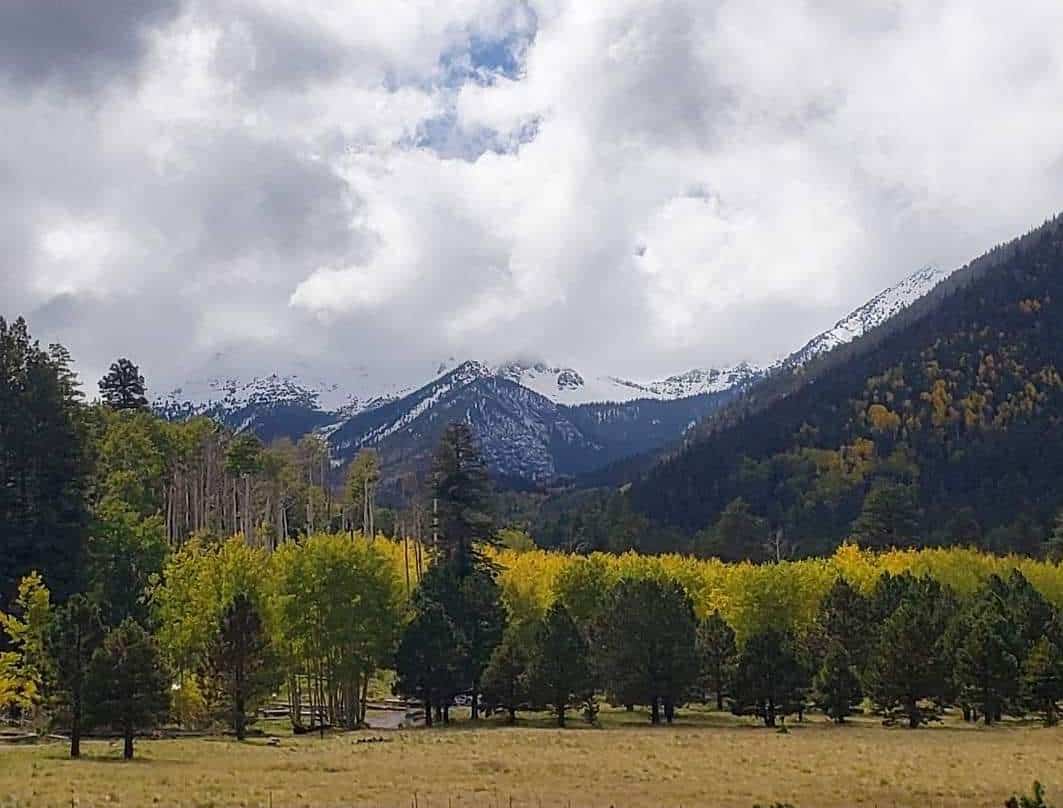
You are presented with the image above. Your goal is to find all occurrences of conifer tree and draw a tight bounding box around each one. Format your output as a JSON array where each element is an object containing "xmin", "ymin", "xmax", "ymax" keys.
[
  {"xmin": 98, "ymin": 358, "xmax": 148, "ymax": 411},
  {"xmin": 84, "ymin": 620, "xmax": 170, "ymax": 759},
  {"xmin": 853, "ymin": 482, "xmax": 921, "ymax": 548},
  {"xmin": 955, "ymin": 602, "xmax": 1021, "ymax": 725},
  {"xmin": 813, "ymin": 640, "xmax": 862, "ymax": 723},
  {"xmin": 207, "ymin": 594, "xmax": 277, "ymax": 740},
  {"xmin": 528, "ymin": 603, "xmax": 594, "ymax": 727},
  {"xmin": 393, "ymin": 604, "xmax": 462, "ymax": 727},
  {"xmin": 697, "ymin": 611, "xmax": 737, "ymax": 710},
  {"xmin": 44, "ymin": 595, "xmax": 103, "ymax": 758},
  {"xmin": 1022, "ymin": 636, "xmax": 1063, "ymax": 726},
  {"xmin": 432, "ymin": 422, "xmax": 495, "ymax": 576},
  {"xmin": 817, "ymin": 578, "xmax": 873, "ymax": 671},
  {"xmin": 731, "ymin": 628, "xmax": 807, "ymax": 727},
  {"xmin": 481, "ymin": 627, "xmax": 529, "ymax": 724},
  {"xmin": 593, "ymin": 578, "xmax": 699, "ymax": 723}
]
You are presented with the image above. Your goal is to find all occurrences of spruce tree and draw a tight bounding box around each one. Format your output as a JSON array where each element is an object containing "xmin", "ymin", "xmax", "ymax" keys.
[
  {"xmin": 432, "ymin": 422, "xmax": 495, "ymax": 575},
  {"xmin": 481, "ymin": 627, "xmax": 529, "ymax": 724},
  {"xmin": 813, "ymin": 640, "xmax": 862, "ymax": 723},
  {"xmin": 528, "ymin": 603, "xmax": 594, "ymax": 727},
  {"xmin": 852, "ymin": 482, "xmax": 921, "ymax": 548},
  {"xmin": 44, "ymin": 595, "xmax": 103, "ymax": 758},
  {"xmin": 0, "ymin": 318, "xmax": 90, "ymax": 604},
  {"xmin": 817, "ymin": 578, "xmax": 873, "ymax": 671},
  {"xmin": 393, "ymin": 604, "xmax": 462, "ymax": 727},
  {"xmin": 98, "ymin": 358, "xmax": 148, "ymax": 411},
  {"xmin": 593, "ymin": 578, "xmax": 699, "ymax": 723},
  {"xmin": 207, "ymin": 594, "xmax": 277, "ymax": 740},
  {"xmin": 955, "ymin": 602, "xmax": 1021, "ymax": 725},
  {"xmin": 696, "ymin": 611, "xmax": 737, "ymax": 710},
  {"xmin": 731, "ymin": 628, "xmax": 807, "ymax": 727},
  {"xmin": 866, "ymin": 588, "xmax": 952, "ymax": 728},
  {"xmin": 84, "ymin": 620, "xmax": 170, "ymax": 759},
  {"xmin": 1022, "ymin": 636, "xmax": 1063, "ymax": 726}
]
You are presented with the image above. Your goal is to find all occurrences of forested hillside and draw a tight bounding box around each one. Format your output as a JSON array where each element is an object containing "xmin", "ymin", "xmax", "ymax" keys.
[{"xmin": 625, "ymin": 216, "xmax": 1063, "ymax": 558}]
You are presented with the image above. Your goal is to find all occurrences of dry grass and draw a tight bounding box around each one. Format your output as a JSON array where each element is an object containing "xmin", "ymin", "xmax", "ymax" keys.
[{"xmin": 2, "ymin": 709, "xmax": 1061, "ymax": 808}]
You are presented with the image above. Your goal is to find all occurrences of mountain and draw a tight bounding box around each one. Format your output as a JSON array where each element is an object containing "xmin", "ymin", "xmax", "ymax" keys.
[
  {"xmin": 155, "ymin": 261, "xmax": 957, "ymax": 491},
  {"xmin": 326, "ymin": 361, "xmax": 746, "ymax": 493},
  {"xmin": 619, "ymin": 214, "xmax": 1063, "ymax": 558}
]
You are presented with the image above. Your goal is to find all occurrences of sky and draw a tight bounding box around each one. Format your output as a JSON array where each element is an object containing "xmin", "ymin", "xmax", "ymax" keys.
[{"xmin": 3, "ymin": 1, "xmax": 1063, "ymax": 395}]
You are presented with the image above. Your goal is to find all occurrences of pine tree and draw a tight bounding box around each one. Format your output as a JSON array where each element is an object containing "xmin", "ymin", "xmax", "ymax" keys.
[
  {"xmin": 1022, "ymin": 636, "xmax": 1063, "ymax": 726},
  {"xmin": 44, "ymin": 595, "xmax": 103, "ymax": 758},
  {"xmin": 0, "ymin": 319, "xmax": 90, "ymax": 604},
  {"xmin": 86, "ymin": 502, "xmax": 167, "ymax": 628},
  {"xmin": 866, "ymin": 589, "xmax": 951, "ymax": 728},
  {"xmin": 98, "ymin": 358, "xmax": 148, "ymax": 411},
  {"xmin": 731, "ymin": 628, "xmax": 807, "ymax": 727},
  {"xmin": 393, "ymin": 604, "xmax": 462, "ymax": 727},
  {"xmin": 817, "ymin": 578, "xmax": 873, "ymax": 671},
  {"xmin": 84, "ymin": 620, "xmax": 170, "ymax": 759},
  {"xmin": 207, "ymin": 594, "xmax": 277, "ymax": 740},
  {"xmin": 432, "ymin": 422, "xmax": 495, "ymax": 576},
  {"xmin": 852, "ymin": 482, "xmax": 921, "ymax": 548},
  {"xmin": 593, "ymin": 578, "xmax": 699, "ymax": 723},
  {"xmin": 697, "ymin": 611, "xmax": 737, "ymax": 710},
  {"xmin": 955, "ymin": 603, "xmax": 1021, "ymax": 725},
  {"xmin": 481, "ymin": 627, "xmax": 529, "ymax": 724},
  {"xmin": 813, "ymin": 641, "xmax": 862, "ymax": 723},
  {"xmin": 528, "ymin": 603, "xmax": 594, "ymax": 727}
]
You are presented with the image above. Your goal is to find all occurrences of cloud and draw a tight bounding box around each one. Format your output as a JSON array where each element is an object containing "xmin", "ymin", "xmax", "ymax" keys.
[{"xmin": 3, "ymin": 0, "xmax": 1063, "ymax": 395}]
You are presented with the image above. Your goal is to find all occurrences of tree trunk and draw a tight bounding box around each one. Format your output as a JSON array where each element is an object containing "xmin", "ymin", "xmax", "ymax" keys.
[
  {"xmin": 764, "ymin": 699, "xmax": 776, "ymax": 728},
  {"xmin": 424, "ymin": 698, "xmax": 433, "ymax": 728},
  {"xmin": 664, "ymin": 698, "xmax": 675, "ymax": 724},
  {"xmin": 650, "ymin": 697, "xmax": 661, "ymax": 725},
  {"xmin": 123, "ymin": 723, "xmax": 134, "ymax": 760},
  {"xmin": 557, "ymin": 704, "xmax": 566, "ymax": 728},
  {"xmin": 507, "ymin": 705, "xmax": 516, "ymax": 725},
  {"xmin": 471, "ymin": 681, "xmax": 480, "ymax": 720},
  {"xmin": 70, "ymin": 694, "xmax": 81, "ymax": 759}
]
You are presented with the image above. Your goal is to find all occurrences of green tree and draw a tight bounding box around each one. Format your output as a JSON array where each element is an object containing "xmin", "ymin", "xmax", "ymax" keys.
[
  {"xmin": 207, "ymin": 594, "xmax": 277, "ymax": 740},
  {"xmin": 813, "ymin": 640, "xmax": 862, "ymax": 723},
  {"xmin": 731, "ymin": 628, "xmax": 807, "ymax": 727},
  {"xmin": 528, "ymin": 603, "xmax": 594, "ymax": 727},
  {"xmin": 86, "ymin": 502, "xmax": 167, "ymax": 628},
  {"xmin": 955, "ymin": 600, "xmax": 1021, "ymax": 725},
  {"xmin": 85, "ymin": 620, "xmax": 170, "ymax": 759},
  {"xmin": 1022, "ymin": 636, "xmax": 1063, "ymax": 726},
  {"xmin": 697, "ymin": 611, "xmax": 737, "ymax": 710},
  {"xmin": 1045, "ymin": 510, "xmax": 1063, "ymax": 562},
  {"xmin": 346, "ymin": 449, "xmax": 381, "ymax": 537},
  {"xmin": 44, "ymin": 595, "xmax": 103, "ymax": 757},
  {"xmin": 865, "ymin": 585, "xmax": 952, "ymax": 728},
  {"xmin": 393, "ymin": 604, "xmax": 462, "ymax": 727},
  {"xmin": 98, "ymin": 358, "xmax": 148, "ymax": 411},
  {"xmin": 852, "ymin": 482, "xmax": 921, "ymax": 548},
  {"xmin": 0, "ymin": 319, "xmax": 90, "ymax": 604},
  {"xmin": 0, "ymin": 572, "xmax": 52, "ymax": 715},
  {"xmin": 481, "ymin": 627, "xmax": 529, "ymax": 724},
  {"xmin": 432, "ymin": 422, "xmax": 495, "ymax": 575},
  {"xmin": 593, "ymin": 578, "xmax": 699, "ymax": 723},
  {"xmin": 696, "ymin": 498, "xmax": 770, "ymax": 561},
  {"xmin": 816, "ymin": 578, "xmax": 873, "ymax": 672}
]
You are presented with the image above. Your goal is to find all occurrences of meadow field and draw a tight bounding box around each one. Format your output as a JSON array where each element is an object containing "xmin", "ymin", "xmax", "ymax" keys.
[{"xmin": 1, "ymin": 709, "xmax": 1059, "ymax": 808}]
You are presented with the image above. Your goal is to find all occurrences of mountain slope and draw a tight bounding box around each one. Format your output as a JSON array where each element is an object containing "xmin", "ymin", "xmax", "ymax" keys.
[{"xmin": 626, "ymin": 214, "xmax": 1063, "ymax": 556}]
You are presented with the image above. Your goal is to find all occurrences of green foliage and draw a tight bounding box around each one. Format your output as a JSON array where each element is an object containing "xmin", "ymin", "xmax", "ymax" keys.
[
  {"xmin": 481, "ymin": 626, "xmax": 530, "ymax": 724},
  {"xmin": 732, "ymin": 628, "xmax": 808, "ymax": 727},
  {"xmin": 0, "ymin": 318, "xmax": 90, "ymax": 604},
  {"xmin": 87, "ymin": 500, "xmax": 168, "ymax": 628},
  {"xmin": 84, "ymin": 620, "xmax": 170, "ymax": 759},
  {"xmin": 954, "ymin": 593, "xmax": 1022, "ymax": 724},
  {"xmin": 98, "ymin": 358, "xmax": 148, "ymax": 411},
  {"xmin": 393, "ymin": 604, "xmax": 462, "ymax": 726},
  {"xmin": 43, "ymin": 595, "xmax": 103, "ymax": 757},
  {"xmin": 592, "ymin": 577, "xmax": 699, "ymax": 723},
  {"xmin": 1022, "ymin": 636, "xmax": 1063, "ymax": 726},
  {"xmin": 866, "ymin": 578, "xmax": 954, "ymax": 727},
  {"xmin": 816, "ymin": 577, "xmax": 873, "ymax": 671},
  {"xmin": 852, "ymin": 482, "xmax": 921, "ymax": 549},
  {"xmin": 697, "ymin": 611, "xmax": 737, "ymax": 710},
  {"xmin": 527, "ymin": 602, "xmax": 594, "ymax": 727},
  {"xmin": 813, "ymin": 641, "xmax": 862, "ymax": 723},
  {"xmin": 696, "ymin": 498, "xmax": 770, "ymax": 561},
  {"xmin": 433, "ymin": 422, "xmax": 496, "ymax": 575},
  {"xmin": 1006, "ymin": 782, "xmax": 1052, "ymax": 808},
  {"xmin": 207, "ymin": 594, "xmax": 277, "ymax": 740}
]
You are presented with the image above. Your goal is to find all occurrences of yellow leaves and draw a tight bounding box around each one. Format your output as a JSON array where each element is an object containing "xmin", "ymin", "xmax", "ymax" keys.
[
  {"xmin": 0, "ymin": 572, "xmax": 50, "ymax": 712},
  {"xmin": 867, "ymin": 404, "xmax": 901, "ymax": 435}
]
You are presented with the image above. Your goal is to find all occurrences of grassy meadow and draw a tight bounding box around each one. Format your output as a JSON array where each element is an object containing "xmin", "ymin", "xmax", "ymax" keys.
[{"xmin": 2, "ymin": 708, "xmax": 1061, "ymax": 808}]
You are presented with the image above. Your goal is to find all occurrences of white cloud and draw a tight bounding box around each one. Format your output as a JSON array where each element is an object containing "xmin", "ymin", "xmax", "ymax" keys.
[{"xmin": 4, "ymin": 0, "xmax": 1063, "ymax": 392}]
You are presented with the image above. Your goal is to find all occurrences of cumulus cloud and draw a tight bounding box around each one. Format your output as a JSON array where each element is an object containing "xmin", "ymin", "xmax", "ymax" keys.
[{"xmin": 3, "ymin": 0, "xmax": 1063, "ymax": 393}]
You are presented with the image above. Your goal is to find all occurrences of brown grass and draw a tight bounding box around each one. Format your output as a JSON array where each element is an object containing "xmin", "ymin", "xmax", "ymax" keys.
[{"xmin": 1, "ymin": 709, "xmax": 1061, "ymax": 808}]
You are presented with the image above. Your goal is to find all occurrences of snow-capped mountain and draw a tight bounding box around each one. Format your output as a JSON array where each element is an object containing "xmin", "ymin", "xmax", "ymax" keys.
[
  {"xmin": 155, "ymin": 262, "xmax": 953, "ymax": 487},
  {"xmin": 781, "ymin": 265, "xmax": 949, "ymax": 369}
]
